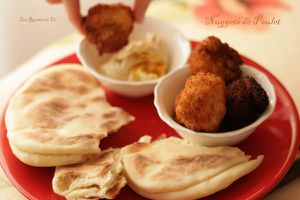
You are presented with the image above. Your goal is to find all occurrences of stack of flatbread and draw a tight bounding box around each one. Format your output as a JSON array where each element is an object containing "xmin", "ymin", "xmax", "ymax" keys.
[
  {"xmin": 53, "ymin": 136, "xmax": 263, "ymax": 200},
  {"xmin": 5, "ymin": 64, "xmax": 134, "ymax": 167}
]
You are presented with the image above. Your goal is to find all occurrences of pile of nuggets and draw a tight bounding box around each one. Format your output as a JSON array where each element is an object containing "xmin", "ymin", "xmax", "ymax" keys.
[{"xmin": 175, "ymin": 36, "xmax": 269, "ymax": 132}]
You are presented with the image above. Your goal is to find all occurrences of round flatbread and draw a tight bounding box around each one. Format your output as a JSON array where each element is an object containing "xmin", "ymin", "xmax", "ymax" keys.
[{"xmin": 5, "ymin": 64, "xmax": 134, "ymax": 166}]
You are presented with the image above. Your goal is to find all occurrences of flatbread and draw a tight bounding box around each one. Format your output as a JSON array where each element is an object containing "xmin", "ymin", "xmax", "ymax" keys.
[
  {"xmin": 6, "ymin": 64, "xmax": 134, "ymax": 154},
  {"xmin": 10, "ymin": 144, "xmax": 93, "ymax": 167},
  {"xmin": 121, "ymin": 136, "xmax": 263, "ymax": 200},
  {"xmin": 5, "ymin": 64, "xmax": 134, "ymax": 166},
  {"xmin": 128, "ymin": 156, "xmax": 263, "ymax": 200},
  {"xmin": 53, "ymin": 148, "xmax": 126, "ymax": 200}
]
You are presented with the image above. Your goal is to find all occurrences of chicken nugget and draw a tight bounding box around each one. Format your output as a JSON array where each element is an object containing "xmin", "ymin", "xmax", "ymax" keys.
[
  {"xmin": 189, "ymin": 36, "xmax": 242, "ymax": 83},
  {"xmin": 175, "ymin": 72, "xmax": 226, "ymax": 132},
  {"xmin": 83, "ymin": 3, "xmax": 134, "ymax": 54},
  {"xmin": 220, "ymin": 77, "xmax": 269, "ymax": 131}
]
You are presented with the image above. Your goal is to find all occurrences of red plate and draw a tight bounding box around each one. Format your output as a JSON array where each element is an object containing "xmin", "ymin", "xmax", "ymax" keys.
[{"xmin": 0, "ymin": 43, "xmax": 299, "ymax": 200}]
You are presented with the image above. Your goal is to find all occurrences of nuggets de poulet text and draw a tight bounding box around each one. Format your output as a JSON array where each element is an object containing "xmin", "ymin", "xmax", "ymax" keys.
[
  {"xmin": 83, "ymin": 3, "xmax": 134, "ymax": 54},
  {"xmin": 175, "ymin": 72, "xmax": 226, "ymax": 132},
  {"xmin": 189, "ymin": 36, "xmax": 243, "ymax": 83},
  {"xmin": 221, "ymin": 77, "xmax": 269, "ymax": 131}
]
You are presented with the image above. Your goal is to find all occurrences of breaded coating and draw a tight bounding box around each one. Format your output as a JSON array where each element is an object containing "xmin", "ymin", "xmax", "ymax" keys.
[
  {"xmin": 83, "ymin": 3, "xmax": 134, "ymax": 54},
  {"xmin": 189, "ymin": 36, "xmax": 243, "ymax": 83},
  {"xmin": 220, "ymin": 77, "xmax": 269, "ymax": 131},
  {"xmin": 175, "ymin": 72, "xmax": 226, "ymax": 132}
]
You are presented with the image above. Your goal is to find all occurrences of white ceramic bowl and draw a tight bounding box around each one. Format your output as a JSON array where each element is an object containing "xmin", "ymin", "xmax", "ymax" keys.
[
  {"xmin": 154, "ymin": 65, "xmax": 276, "ymax": 146},
  {"xmin": 77, "ymin": 17, "xmax": 191, "ymax": 97}
]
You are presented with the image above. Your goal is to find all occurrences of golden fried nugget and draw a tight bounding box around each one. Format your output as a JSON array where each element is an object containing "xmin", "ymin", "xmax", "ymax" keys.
[
  {"xmin": 83, "ymin": 3, "xmax": 134, "ymax": 54},
  {"xmin": 175, "ymin": 72, "xmax": 226, "ymax": 132},
  {"xmin": 189, "ymin": 36, "xmax": 243, "ymax": 83}
]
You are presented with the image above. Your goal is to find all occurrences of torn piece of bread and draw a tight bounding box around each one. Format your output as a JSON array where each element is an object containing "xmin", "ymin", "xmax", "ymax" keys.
[{"xmin": 52, "ymin": 149, "xmax": 126, "ymax": 200}]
